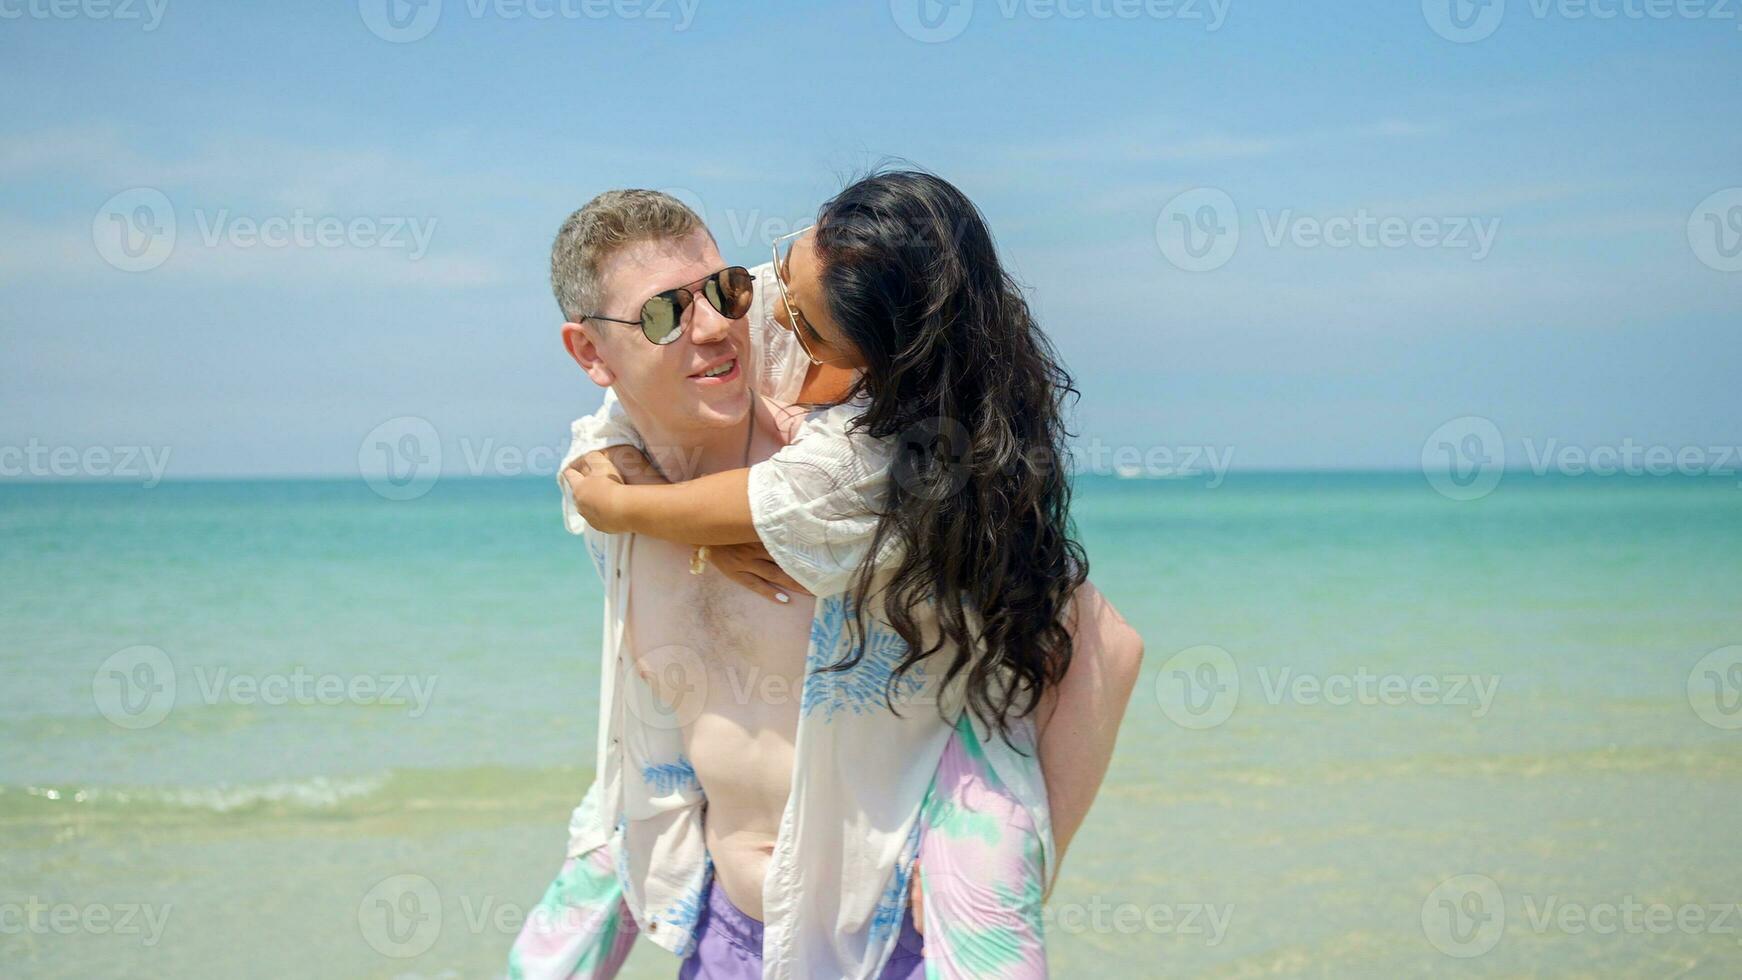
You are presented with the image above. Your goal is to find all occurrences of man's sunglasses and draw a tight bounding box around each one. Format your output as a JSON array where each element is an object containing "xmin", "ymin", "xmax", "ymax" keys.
[{"xmin": 583, "ymin": 266, "xmax": 754, "ymax": 345}]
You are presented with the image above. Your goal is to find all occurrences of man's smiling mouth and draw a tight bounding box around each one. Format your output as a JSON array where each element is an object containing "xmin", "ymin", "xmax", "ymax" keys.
[{"xmin": 691, "ymin": 357, "xmax": 739, "ymax": 382}]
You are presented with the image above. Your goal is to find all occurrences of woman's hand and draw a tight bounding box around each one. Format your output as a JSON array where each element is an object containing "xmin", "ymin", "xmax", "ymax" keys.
[
  {"xmin": 563, "ymin": 453, "xmax": 630, "ymax": 534},
  {"xmin": 704, "ymin": 540, "xmax": 812, "ymax": 605}
]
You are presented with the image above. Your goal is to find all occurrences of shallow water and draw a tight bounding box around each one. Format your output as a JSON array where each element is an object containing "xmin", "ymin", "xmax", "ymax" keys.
[{"xmin": 4, "ymin": 474, "xmax": 1739, "ymax": 977}]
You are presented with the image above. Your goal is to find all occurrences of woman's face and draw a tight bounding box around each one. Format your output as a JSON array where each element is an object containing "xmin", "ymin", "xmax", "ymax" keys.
[{"xmin": 776, "ymin": 228, "xmax": 867, "ymax": 370}]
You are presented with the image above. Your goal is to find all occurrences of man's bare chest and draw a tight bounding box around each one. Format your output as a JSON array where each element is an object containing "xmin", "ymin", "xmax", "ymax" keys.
[{"xmin": 623, "ymin": 536, "xmax": 814, "ymax": 703}]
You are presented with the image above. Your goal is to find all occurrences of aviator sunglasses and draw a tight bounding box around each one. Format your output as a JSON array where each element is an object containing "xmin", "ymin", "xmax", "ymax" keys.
[{"xmin": 583, "ymin": 266, "xmax": 755, "ymax": 345}]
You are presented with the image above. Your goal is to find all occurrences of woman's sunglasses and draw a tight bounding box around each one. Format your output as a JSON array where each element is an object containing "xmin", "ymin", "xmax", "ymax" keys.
[
  {"xmin": 583, "ymin": 266, "xmax": 754, "ymax": 345},
  {"xmin": 771, "ymin": 227, "xmax": 826, "ymax": 366}
]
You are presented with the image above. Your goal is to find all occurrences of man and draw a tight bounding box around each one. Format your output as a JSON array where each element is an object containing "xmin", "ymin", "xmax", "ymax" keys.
[{"xmin": 510, "ymin": 190, "xmax": 1143, "ymax": 979}]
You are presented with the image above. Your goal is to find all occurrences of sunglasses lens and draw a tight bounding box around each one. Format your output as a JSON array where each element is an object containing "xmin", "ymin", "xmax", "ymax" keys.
[
  {"xmin": 641, "ymin": 292, "xmax": 687, "ymax": 345},
  {"xmin": 704, "ymin": 267, "xmax": 753, "ymax": 319}
]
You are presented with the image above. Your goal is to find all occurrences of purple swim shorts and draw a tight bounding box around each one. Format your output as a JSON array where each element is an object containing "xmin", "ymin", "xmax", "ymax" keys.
[{"xmin": 676, "ymin": 875, "xmax": 926, "ymax": 979}]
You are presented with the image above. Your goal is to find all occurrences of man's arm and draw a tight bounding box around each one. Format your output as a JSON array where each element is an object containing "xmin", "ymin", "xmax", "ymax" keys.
[{"xmin": 1036, "ymin": 582, "xmax": 1145, "ymax": 892}]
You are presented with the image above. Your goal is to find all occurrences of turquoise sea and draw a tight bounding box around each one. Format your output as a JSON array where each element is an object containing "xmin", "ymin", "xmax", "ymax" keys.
[{"xmin": 4, "ymin": 473, "xmax": 1740, "ymax": 978}]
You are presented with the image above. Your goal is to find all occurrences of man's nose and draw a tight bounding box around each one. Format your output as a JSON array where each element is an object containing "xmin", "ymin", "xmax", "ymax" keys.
[{"xmin": 686, "ymin": 292, "xmax": 734, "ymax": 346}]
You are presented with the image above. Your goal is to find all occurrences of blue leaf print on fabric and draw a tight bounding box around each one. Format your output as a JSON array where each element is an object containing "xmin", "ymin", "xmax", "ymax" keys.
[
  {"xmin": 641, "ymin": 755, "xmax": 700, "ymax": 795},
  {"xmin": 609, "ymin": 820, "xmax": 635, "ymax": 909},
  {"xmin": 659, "ymin": 882, "xmax": 705, "ymax": 933},
  {"xmin": 806, "ymin": 594, "xmax": 849, "ymax": 664},
  {"xmin": 801, "ymin": 595, "xmax": 927, "ymax": 722},
  {"xmin": 660, "ymin": 852, "xmax": 713, "ymax": 958},
  {"xmin": 586, "ymin": 534, "xmax": 609, "ymax": 581},
  {"xmin": 868, "ymin": 817, "xmax": 924, "ymax": 947}
]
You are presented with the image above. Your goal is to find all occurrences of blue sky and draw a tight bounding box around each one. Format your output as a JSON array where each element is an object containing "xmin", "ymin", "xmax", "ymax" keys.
[{"xmin": 2, "ymin": 0, "xmax": 1738, "ymax": 478}]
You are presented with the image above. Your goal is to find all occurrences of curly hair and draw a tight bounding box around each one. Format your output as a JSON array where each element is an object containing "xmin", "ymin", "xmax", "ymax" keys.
[{"xmin": 812, "ymin": 169, "xmax": 1089, "ymax": 746}]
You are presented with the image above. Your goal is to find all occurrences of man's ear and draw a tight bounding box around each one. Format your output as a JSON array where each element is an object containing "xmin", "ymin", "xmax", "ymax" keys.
[{"xmin": 561, "ymin": 321, "xmax": 616, "ymax": 387}]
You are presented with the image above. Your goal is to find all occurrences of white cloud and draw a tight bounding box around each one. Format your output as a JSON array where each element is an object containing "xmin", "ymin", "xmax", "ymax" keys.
[{"xmin": 0, "ymin": 124, "xmax": 141, "ymax": 182}]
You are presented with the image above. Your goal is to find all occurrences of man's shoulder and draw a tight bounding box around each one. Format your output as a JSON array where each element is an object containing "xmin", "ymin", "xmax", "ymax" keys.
[{"xmin": 760, "ymin": 395, "xmax": 807, "ymax": 449}]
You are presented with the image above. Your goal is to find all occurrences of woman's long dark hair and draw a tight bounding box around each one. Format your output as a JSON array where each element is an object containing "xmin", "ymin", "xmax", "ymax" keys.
[{"xmin": 814, "ymin": 169, "xmax": 1088, "ymax": 745}]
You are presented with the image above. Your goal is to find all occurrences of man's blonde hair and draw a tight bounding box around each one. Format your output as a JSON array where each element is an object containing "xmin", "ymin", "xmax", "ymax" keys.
[{"xmin": 550, "ymin": 189, "xmax": 706, "ymax": 323}]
